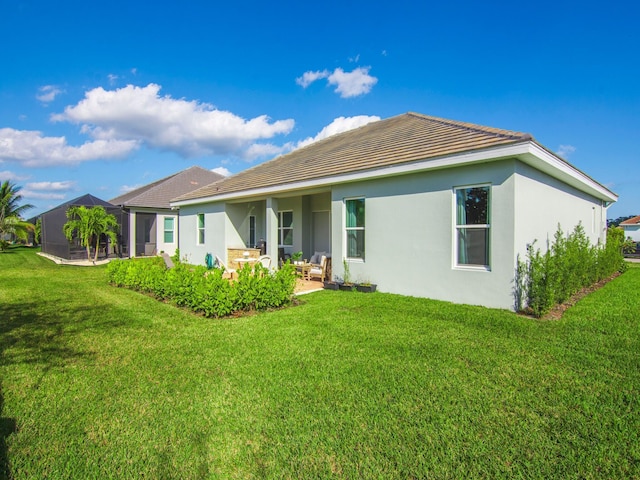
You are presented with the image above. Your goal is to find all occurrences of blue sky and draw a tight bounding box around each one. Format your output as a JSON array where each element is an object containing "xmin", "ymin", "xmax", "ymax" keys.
[{"xmin": 1, "ymin": 0, "xmax": 638, "ymax": 218}]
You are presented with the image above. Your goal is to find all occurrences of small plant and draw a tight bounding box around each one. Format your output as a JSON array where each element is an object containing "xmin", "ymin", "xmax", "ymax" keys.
[
  {"xmin": 515, "ymin": 224, "xmax": 626, "ymax": 317},
  {"xmin": 291, "ymin": 251, "xmax": 303, "ymax": 262},
  {"xmin": 342, "ymin": 259, "xmax": 352, "ymax": 285}
]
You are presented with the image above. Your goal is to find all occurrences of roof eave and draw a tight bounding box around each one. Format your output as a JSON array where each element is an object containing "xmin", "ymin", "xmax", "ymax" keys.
[{"xmin": 171, "ymin": 141, "xmax": 617, "ymax": 207}]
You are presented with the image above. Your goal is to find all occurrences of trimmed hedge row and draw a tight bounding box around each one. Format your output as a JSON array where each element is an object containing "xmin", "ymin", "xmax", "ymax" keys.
[
  {"xmin": 515, "ymin": 225, "xmax": 627, "ymax": 317},
  {"xmin": 106, "ymin": 257, "xmax": 297, "ymax": 318}
]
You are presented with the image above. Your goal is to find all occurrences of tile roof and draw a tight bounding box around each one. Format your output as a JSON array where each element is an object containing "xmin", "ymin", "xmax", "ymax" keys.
[
  {"xmin": 620, "ymin": 215, "xmax": 640, "ymax": 225},
  {"xmin": 110, "ymin": 166, "xmax": 224, "ymax": 209},
  {"xmin": 39, "ymin": 194, "xmax": 114, "ymax": 216},
  {"xmin": 174, "ymin": 112, "xmax": 533, "ymax": 202}
]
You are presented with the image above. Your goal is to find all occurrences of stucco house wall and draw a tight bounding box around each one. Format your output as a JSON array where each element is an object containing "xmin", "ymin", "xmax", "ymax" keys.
[{"xmin": 178, "ymin": 203, "xmax": 227, "ymax": 265}]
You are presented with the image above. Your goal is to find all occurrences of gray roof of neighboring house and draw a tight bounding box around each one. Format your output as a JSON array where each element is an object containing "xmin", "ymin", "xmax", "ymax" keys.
[
  {"xmin": 110, "ymin": 166, "xmax": 224, "ymax": 209},
  {"xmin": 39, "ymin": 194, "xmax": 114, "ymax": 216},
  {"xmin": 173, "ymin": 112, "xmax": 535, "ymax": 203}
]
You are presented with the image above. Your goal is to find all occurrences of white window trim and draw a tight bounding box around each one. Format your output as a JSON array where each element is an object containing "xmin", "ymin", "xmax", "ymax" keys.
[
  {"xmin": 453, "ymin": 184, "xmax": 491, "ymax": 271},
  {"xmin": 196, "ymin": 213, "xmax": 205, "ymax": 245},
  {"xmin": 344, "ymin": 197, "xmax": 365, "ymax": 263},
  {"xmin": 278, "ymin": 210, "xmax": 293, "ymax": 247},
  {"xmin": 163, "ymin": 216, "xmax": 175, "ymax": 244}
]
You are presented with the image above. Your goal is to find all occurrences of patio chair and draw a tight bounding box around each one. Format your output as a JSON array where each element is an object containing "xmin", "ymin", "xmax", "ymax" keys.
[
  {"xmin": 214, "ymin": 254, "xmax": 236, "ymax": 279},
  {"xmin": 308, "ymin": 255, "xmax": 327, "ymax": 282},
  {"xmin": 257, "ymin": 255, "xmax": 272, "ymax": 268}
]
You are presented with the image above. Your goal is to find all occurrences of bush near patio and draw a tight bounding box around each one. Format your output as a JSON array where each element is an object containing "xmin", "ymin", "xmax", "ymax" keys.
[
  {"xmin": 107, "ymin": 257, "xmax": 297, "ymax": 318},
  {"xmin": 516, "ymin": 224, "xmax": 627, "ymax": 317}
]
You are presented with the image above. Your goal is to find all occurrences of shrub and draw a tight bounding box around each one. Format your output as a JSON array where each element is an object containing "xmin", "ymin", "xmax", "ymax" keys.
[
  {"xmin": 516, "ymin": 224, "xmax": 626, "ymax": 317},
  {"xmin": 107, "ymin": 257, "xmax": 297, "ymax": 318}
]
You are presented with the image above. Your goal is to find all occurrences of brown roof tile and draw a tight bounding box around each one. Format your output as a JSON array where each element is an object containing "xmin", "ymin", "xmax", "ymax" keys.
[
  {"xmin": 620, "ymin": 215, "xmax": 640, "ymax": 225},
  {"xmin": 174, "ymin": 112, "xmax": 533, "ymax": 202}
]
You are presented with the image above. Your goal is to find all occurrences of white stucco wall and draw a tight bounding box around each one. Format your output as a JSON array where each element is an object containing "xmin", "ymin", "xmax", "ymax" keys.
[
  {"xmin": 330, "ymin": 160, "xmax": 518, "ymax": 310},
  {"xmin": 178, "ymin": 203, "xmax": 227, "ymax": 265},
  {"xmin": 513, "ymin": 162, "xmax": 607, "ymax": 260},
  {"xmin": 622, "ymin": 225, "xmax": 640, "ymax": 242},
  {"xmin": 329, "ymin": 158, "xmax": 609, "ymax": 311}
]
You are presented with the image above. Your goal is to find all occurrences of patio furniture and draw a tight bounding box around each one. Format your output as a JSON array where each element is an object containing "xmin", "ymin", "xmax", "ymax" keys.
[
  {"xmin": 308, "ymin": 255, "xmax": 328, "ymax": 282},
  {"xmin": 294, "ymin": 261, "xmax": 312, "ymax": 280},
  {"xmin": 257, "ymin": 255, "xmax": 272, "ymax": 268},
  {"xmin": 215, "ymin": 255, "xmax": 236, "ymax": 279}
]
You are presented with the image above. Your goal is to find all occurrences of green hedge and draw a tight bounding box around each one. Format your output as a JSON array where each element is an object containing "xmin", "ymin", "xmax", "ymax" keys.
[
  {"xmin": 107, "ymin": 257, "xmax": 297, "ymax": 318},
  {"xmin": 515, "ymin": 224, "xmax": 627, "ymax": 317}
]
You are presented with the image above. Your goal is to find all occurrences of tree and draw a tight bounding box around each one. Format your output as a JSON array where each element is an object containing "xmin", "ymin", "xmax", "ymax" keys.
[
  {"xmin": 0, "ymin": 181, "xmax": 34, "ymax": 247},
  {"xmin": 63, "ymin": 205, "xmax": 119, "ymax": 262}
]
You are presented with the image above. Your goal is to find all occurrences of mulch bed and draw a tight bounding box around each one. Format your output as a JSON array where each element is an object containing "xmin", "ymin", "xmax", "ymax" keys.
[{"xmin": 520, "ymin": 272, "xmax": 621, "ymax": 321}]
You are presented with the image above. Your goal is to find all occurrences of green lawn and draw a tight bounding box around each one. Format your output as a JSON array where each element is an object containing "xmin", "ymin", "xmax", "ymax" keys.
[{"xmin": 1, "ymin": 247, "xmax": 639, "ymax": 479}]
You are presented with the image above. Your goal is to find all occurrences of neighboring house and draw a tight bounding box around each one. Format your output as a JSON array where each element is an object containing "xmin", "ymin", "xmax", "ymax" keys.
[
  {"xmin": 171, "ymin": 112, "xmax": 617, "ymax": 310},
  {"xmin": 39, "ymin": 194, "xmax": 126, "ymax": 260},
  {"xmin": 109, "ymin": 166, "xmax": 224, "ymax": 257},
  {"xmin": 620, "ymin": 215, "xmax": 640, "ymax": 242}
]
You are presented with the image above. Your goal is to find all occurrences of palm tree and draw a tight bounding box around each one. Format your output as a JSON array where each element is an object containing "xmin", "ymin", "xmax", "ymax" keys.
[
  {"xmin": 63, "ymin": 205, "xmax": 119, "ymax": 262},
  {"xmin": 0, "ymin": 181, "xmax": 34, "ymax": 246}
]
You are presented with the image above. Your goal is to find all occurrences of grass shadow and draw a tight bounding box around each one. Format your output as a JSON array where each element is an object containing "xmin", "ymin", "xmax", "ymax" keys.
[{"xmin": 0, "ymin": 387, "xmax": 16, "ymax": 480}]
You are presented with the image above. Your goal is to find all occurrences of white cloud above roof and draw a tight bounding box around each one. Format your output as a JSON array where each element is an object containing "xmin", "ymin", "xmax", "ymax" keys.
[
  {"xmin": 52, "ymin": 83, "xmax": 295, "ymax": 158},
  {"xmin": 0, "ymin": 128, "xmax": 138, "ymax": 167},
  {"xmin": 0, "ymin": 170, "xmax": 29, "ymax": 181},
  {"xmin": 211, "ymin": 166, "xmax": 231, "ymax": 176},
  {"xmin": 296, "ymin": 115, "xmax": 381, "ymax": 149},
  {"xmin": 557, "ymin": 144, "xmax": 576, "ymax": 159},
  {"xmin": 21, "ymin": 180, "xmax": 75, "ymax": 200},
  {"xmin": 296, "ymin": 67, "xmax": 378, "ymax": 98},
  {"xmin": 36, "ymin": 85, "xmax": 63, "ymax": 103}
]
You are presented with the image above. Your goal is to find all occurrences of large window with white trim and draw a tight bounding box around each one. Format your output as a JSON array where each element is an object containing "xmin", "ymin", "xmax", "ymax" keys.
[
  {"xmin": 455, "ymin": 185, "xmax": 490, "ymax": 267},
  {"xmin": 278, "ymin": 211, "xmax": 293, "ymax": 246},
  {"xmin": 163, "ymin": 217, "xmax": 175, "ymax": 243},
  {"xmin": 345, "ymin": 198, "xmax": 365, "ymax": 260},
  {"xmin": 197, "ymin": 213, "xmax": 205, "ymax": 245}
]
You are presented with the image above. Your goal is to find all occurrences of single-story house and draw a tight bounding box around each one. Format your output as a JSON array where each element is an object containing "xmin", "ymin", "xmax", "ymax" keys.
[
  {"xmin": 39, "ymin": 194, "xmax": 127, "ymax": 260},
  {"xmin": 171, "ymin": 112, "xmax": 617, "ymax": 310},
  {"xmin": 620, "ymin": 215, "xmax": 640, "ymax": 242},
  {"xmin": 110, "ymin": 166, "xmax": 224, "ymax": 257}
]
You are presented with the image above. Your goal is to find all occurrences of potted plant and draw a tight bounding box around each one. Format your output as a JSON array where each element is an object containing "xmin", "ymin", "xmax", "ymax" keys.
[
  {"xmin": 339, "ymin": 260, "xmax": 355, "ymax": 291},
  {"xmin": 356, "ymin": 281, "xmax": 377, "ymax": 293},
  {"xmin": 323, "ymin": 278, "xmax": 340, "ymax": 290}
]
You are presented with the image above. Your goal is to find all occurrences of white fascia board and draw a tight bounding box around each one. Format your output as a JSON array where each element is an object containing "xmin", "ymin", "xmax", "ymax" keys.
[
  {"xmin": 518, "ymin": 143, "xmax": 617, "ymax": 202},
  {"xmin": 171, "ymin": 141, "xmax": 617, "ymax": 207}
]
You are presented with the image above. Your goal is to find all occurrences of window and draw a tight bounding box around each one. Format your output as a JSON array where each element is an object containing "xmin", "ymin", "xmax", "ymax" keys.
[
  {"xmin": 278, "ymin": 211, "xmax": 293, "ymax": 246},
  {"xmin": 197, "ymin": 213, "xmax": 205, "ymax": 245},
  {"xmin": 249, "ymin": 215, "xmax": 256, "ymax": 247},
  {"xmin": 455, "ymin": 185, "xmax": 490, "ymax": 267},
  {"xmin": 163, "ymin": 217, "xmax": 174, "ymax": 243},
  {"xmin": 345, "ymin": 198, "xmax": 365, "ymax": 260}
]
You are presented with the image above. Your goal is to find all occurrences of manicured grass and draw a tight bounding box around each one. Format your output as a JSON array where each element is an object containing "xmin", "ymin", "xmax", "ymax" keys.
[{"xmin": 1, "ymin": 246, "xmax": 639, "ymax": 478}]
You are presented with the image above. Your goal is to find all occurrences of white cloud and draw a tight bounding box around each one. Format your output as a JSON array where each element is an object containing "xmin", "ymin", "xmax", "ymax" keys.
[
  {"xmin": 52, "ymin": 83, "xmax": 295, "ymax": 158},
  {"xmin": 119, "ymin": 184, "xmax": 143, "ymax": 193},
  {"xmin": 21, "ymin": 180, "xmax": 75, "ymax": 200},
  {"xmin": 327, "ymin": 67, "xmax": 377, "ymax": 98},
  {"xmin": 349, "ymin": 54, "xmax": 361, "ymax": 63},
  {"xmin": 296, "ymin": 67, "xmax": 378, "ymax": 98},
  {"xmin": 0, "ymin": 170, "xmax": 29, "ymax": 182},
  {"xmin": 557, "ymin": 144, "xmax": 576, "ymax": 158},
  {"xmin": 244, "ymin": 142, "xmax": 291, "ymax": 160},
  {"xmin": 25, "ymin": 181, "xmax": 75, "ymax": 191},
  {"xmin": 211, "ymin": 166, "xmax": 231, "ymax": 176},
  {"xmin": 36, "ymin": 85, "xmax": 63, "ymax": 103},
  {"xmin": 108, "ymin": 74, "xmax": 119, "ymax": 85},
  {"xmin": 296, "ymin": 115, "xmax": 381, "ymax": 149},
  {"xmin": 295, "ymin": 70, "xmax": 329, "ymax": 88},
  {"xmin": 0, "ymin": 128, "xmax": 139, "ymax": 167},
  {"xmin": 20, "ymin": 190, "xmax": 66, "ymax": 200}
]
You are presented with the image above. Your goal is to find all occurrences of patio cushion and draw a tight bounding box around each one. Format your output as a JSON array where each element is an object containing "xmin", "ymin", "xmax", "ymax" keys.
[{"xmin": 310, "ymin": 251, "xmax": 325, "ymax": 264}]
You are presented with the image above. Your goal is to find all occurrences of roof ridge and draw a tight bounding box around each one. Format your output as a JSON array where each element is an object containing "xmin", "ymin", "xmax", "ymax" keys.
[{"xmin": 406, "ymin": 112, "xmax": 533, "ymax": 141}]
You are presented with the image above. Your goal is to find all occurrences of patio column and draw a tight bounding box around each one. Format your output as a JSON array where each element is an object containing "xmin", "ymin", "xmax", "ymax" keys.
[
  {"xmin": 129, "ymin": 210, "xmax": 136, "ymax": 258},
  {"xmin": 265, "ymin": 197, "xmax": 278, "ymax": 266}
]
